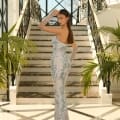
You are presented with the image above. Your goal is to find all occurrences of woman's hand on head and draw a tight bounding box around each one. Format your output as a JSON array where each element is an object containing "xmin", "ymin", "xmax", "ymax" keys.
[{"xmin": 51, "ymin": 10, "xmax": 59, "ymax": 16}]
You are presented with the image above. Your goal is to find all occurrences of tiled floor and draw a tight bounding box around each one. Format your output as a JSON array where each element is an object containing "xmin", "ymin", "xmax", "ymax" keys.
[{"xmin": 0, "ymin": 102, "xmax": 120, "ymax": 120}]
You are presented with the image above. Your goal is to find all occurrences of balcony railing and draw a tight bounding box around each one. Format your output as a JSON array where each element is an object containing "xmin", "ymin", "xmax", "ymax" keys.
[{"xmin": 0, "ymin": 0, "xmax": 8, "ymax": 37}]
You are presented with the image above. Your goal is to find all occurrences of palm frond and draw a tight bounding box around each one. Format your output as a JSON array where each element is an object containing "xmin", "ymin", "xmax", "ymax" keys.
[
  {"xmin": 99, "ymin": 25, "xmax": 120, "ymax": 40},
  {"xmin": 112, "ymin": 60, "xmax": 120, "ymax": 81},
  {"xmin": 0, "ymin": 24, "xmax": 30, "ymax": 88},
  {"xmin": 0, "ymin": 67, "xmax": 6, "ymax": 88},
  {"xmin": 97, "ymin": 52, "xmax": 117, "ymax": 80},
  {"xmin": 82, "ymin": 62, "xmax": 98, "ymax": 95},
  {"xmin": 99, "ymin": 26, "xmax": 115, "ymax": 34},
  {"xmin": 8, "ymin": 24, "xmax": 16, "ymax": 35}
]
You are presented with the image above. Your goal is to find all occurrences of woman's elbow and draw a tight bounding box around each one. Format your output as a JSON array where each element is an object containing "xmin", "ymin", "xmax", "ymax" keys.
[
  {"xmin": 38, "ymin": 23, "xmax": 45, "ymax": 30},
  {"xmin": 72, "ymin": 42, "xmax": 78, "ymax": 49}
]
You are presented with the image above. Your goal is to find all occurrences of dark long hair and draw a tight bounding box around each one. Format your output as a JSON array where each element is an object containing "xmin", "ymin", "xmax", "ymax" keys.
[{"xmin": 59, "ymin": 9, "xmax": 74, "ymax": 44}]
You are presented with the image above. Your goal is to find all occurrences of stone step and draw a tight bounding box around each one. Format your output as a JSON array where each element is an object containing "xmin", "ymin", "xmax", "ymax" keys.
[
  {"xmin": 20, "ymin": 72, "xmax": 97, "ymax": 81},
  {"xmin": 19, "ymin": 80, "xmax": 98, "ymax": 86},
  {"xmin": 17, "ymin": 86, "xmax": 99, "ymax": 99},
  {"xmin": 26, "ymin": 57, "xmax": 93, "ymax": 61},
  {"xmin": 21, "ymin": 67, "xmax": 85, "ymax": 73},
  {"xmin": 25, "ymin": 53, "xmax": 93, "ymax": 59},
  {"xmin": 24, "ymin": 59, "xmax": 92, "ymax": 66},
  {"xmin": 28, "ymin": 40, "xmax": 90, "ymax": 47},
  {"xmin": 17, "ymin": 89, "xmax": 99, "ymax": 98},
  {"xmin": 17, "ymin": 24, "xmax": 99, "ymax": 103},
  {"xmin": 20, "ymin": 75, "xmax": 97, "ymax": 82},
  {"xmin": 30, "ymin": 30, "xmax": 88, "ymax": 36},
  {"xmin": 0, "ymin": 89, "xmax": 7, "ymax": 101},
  {"xmin": 17, "ymin": 92, "xmax": 84, "ymax": 98},
  {"xmin": 16, "ymin": 98, "xmax": 100, "ymax": 104},
  {"xmin": 29, "ymin": 35, "xmax": 89, "ymax": 41},
  {"xmin": 0, "ymin": 89, "xmax": 6, "ymax": 96},
  {"xmin": 17, "ymin": 92, "xmax": 83, "ymax": 98},
  {"xmin": 21, "ymin": 72, "xmax": 83, "ymax": 76},
  {"xmin": 31, "ymin": 24, "xmax": 88, "ymax": 31},
  {"xmin": 17, "ymin": 86, "xmax": 98, "ymax": 94},
  {"xmin": 18, "ymin": 80, "xmax": 98, "ymax": 87},
  {"xmin": 28, "ymin": 46, "xmax": 92, "ymax": 53},
  {"xmin": 23, "ymin": 64, "xmax": 83, "ymax": 68}
]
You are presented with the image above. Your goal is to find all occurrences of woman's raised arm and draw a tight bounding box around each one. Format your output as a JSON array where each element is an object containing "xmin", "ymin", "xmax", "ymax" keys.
[
  {"xmin": 41, "ymin": 10, "xmax": 59, "ymax": 25},
  {"xmin": 38, "ymin": 10, "xmax": 62, "ymax": 34}
]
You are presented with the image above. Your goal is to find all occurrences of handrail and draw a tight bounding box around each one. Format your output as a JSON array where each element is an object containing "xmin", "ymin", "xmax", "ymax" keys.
[
  {"xmin": 12, "ymin": 0, "xmax": 29, "ymax": 37},
  {"xmin": 8, "ymin": 0, "xmax": 41, "ymax": 101},
  {"xmin": 88, "ymin": 0, "xmax": 107, "ymax": 87},
  {"xmin": 76, "ymin": 5, "xmax": 80, "ymax": 24},
  {"xmin": 0, "ymin": 0, "xmax": 8, "ymax": 37},
  {"xmin": 92, "ymin": 0, "xmax": 107, "ymax": 11},
  {"xmin": 19, "ymin": 0, "xmax": 23, "ymax": 15},
  {"xmin": 31, "ymin": 0, "xmax": 41, "ymax": 21},
  {"xmin": 88, "ymin": 0, "xmax": 106, "ymax": 52},
  {"xmin": 12, "ymin": 0, "xmax": 41, "ymax": 38}
]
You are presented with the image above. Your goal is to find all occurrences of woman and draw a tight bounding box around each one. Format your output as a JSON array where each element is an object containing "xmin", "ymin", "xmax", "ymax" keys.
[{"xmin": 39, "ymin": 9, "xmax": 77, "ymax": 120}]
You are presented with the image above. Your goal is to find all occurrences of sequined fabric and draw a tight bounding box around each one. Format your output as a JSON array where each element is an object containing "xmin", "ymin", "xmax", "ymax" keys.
[{"xmin": 51, "ymin": 36, "xmax": 71, "ymax": 120}]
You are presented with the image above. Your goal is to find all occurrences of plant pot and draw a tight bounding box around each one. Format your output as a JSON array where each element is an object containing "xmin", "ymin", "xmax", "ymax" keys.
[
  {"xmin": 99, "ymin": 80, "xmax": 107, "ymax": 96},
  {"xmin": 101, "ymin": 93, "xmax": 112, "ymax": 104},
  {"xmin": 101, "ymin": 87, "xmax": 107, "ymax": 96},
  {"xmin": 10, "ymin": 85, "xmax": 16, "ymax": 104}
]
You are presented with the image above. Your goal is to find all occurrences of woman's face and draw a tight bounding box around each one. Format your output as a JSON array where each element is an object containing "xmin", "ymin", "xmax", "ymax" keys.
[{"xmin": 57, "ymin": 14, "xmax": 69, "ymax": 26}]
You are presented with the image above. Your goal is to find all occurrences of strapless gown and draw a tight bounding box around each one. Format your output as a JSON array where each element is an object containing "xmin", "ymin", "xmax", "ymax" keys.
[{"xmin": 51, "ymin": 36, "xmax": 71, "ymax": 120}]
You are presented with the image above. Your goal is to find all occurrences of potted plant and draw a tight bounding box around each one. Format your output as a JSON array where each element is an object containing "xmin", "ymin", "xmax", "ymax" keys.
[
  {"xmin": 82, "ymin": 22, "xmax": 120, "ymax": 104},
  {"xmin": 82, "ymin": 52, "xmax": 116, "ymax": 93},
  {"xmin": 99, "ymin": 22, "xmax": 120, "ymax": 80},
  {"xmin": 0, "ymin": 25, "xmax": 29, "ymax": 103}
]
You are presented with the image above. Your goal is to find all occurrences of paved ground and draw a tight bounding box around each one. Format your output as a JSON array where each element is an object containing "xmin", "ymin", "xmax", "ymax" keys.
[{"xmin": 0, "ymin": 102, "xmax": 120, "ymax": 120}]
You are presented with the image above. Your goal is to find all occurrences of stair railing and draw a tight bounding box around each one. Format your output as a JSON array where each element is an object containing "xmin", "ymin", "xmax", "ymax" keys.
[
  {"xmin": 88, "ymin": 0, "xmax": 107, "ymax": 87},
  {"xmin": 12, "ymin": 0, "xmax": 41, "ymax": 38},
  {"xmin": 76, "ymin": 0, "xmax": 88, "ymax": 24},
  {"xmin": 0, "ymin": 0, "xmax": 8, "ymax": 37},
  {"xmin": 7, "ymin": 0, "xmax": 41, "ymax": 101},
  {"xmin": 92, "ymin": 0, "xmax": 107, "ymax": 11},
  {"xmin": 88, "ymin": 0, "xmax": 105, "ymax": 52},
  {"xmin": 0, "ymin": 0, "xmax": 8, "ymax": 101}
]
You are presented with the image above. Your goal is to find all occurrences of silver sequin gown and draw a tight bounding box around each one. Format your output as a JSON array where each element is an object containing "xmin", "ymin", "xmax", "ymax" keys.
[{"xmin": 51, "ymin": 36, "xmax": 71, "ymax": 120}]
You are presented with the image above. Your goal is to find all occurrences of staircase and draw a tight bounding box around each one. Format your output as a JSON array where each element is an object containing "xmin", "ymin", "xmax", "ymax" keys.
[{"xmin": 16, "ymin": 23, "xmax": 99, "ymax": 104}]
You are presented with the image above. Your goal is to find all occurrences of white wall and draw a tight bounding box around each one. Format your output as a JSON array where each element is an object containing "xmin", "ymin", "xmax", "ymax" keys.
[
  {"xmin": 8, "ymin": 0, "xmax": 19, "ymax": 30},
  {"xmin": 111, "ymin": 80, "xmax": 120, "ymax": 99},
  {"xmin": 0, "ymin": 0, "xmax": 19, "ymax": 36},
  {"xmin": 106, "ymin": 0, "xmax": 120, "ymax": 5}
]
